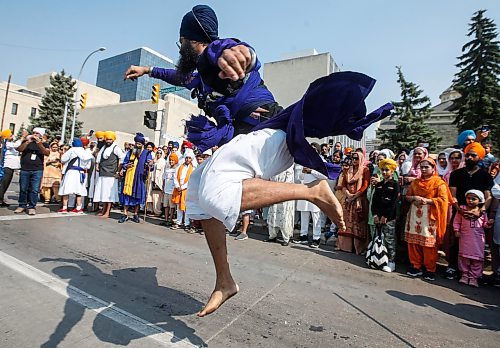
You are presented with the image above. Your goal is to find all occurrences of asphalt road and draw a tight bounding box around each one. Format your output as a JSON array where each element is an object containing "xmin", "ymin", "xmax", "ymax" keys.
[{"xmin": 0, "ymin": 184, "xmax": 499, "ymax": 347}]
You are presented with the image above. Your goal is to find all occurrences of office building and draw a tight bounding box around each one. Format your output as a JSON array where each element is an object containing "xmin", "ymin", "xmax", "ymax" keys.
[{"xmin": 96, "ymin": 47, "xmax": 191, "ymax": 102}]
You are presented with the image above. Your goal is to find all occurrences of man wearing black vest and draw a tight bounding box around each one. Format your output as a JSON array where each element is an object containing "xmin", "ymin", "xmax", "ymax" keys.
[{"xmin": 93, "ymin": 131, "xmax": 125, "ymax": 218}]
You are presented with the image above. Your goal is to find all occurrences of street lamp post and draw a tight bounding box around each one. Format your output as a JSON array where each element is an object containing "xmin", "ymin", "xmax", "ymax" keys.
[{"xmin": 68, "ymin": 47, "xmax": 106, "ymax": 143}]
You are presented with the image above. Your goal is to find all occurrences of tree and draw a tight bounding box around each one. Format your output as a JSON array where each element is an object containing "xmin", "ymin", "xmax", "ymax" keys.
[
  {"xmin": 15, "ymin": 122, "xmax": 26, "ymax": 139},
  {"xmin": 29, "ymin": 70, "xmax": 82, "ymax": 142},
  {"xmin": 378, "ymin": 67, "xmax": 441, "ymax": 152},
  {"xmin": 453, "ymin": 9, "xmax": 499, "ymax": 148}
]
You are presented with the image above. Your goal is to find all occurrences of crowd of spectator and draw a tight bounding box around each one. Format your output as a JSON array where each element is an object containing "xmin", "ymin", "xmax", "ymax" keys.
[{"xmin": 1, "ymin": 127, "xmax": 499, "ymax": 288}]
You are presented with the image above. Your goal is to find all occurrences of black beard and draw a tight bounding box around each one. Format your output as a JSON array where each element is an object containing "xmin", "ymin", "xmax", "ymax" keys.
[
  {"xmin": 465, "ymin": 159, "xmax": 477, "ymax": 169},
  {"xmin": 176, "ymin": 42, "xmax": 199, "ymax": 74}
]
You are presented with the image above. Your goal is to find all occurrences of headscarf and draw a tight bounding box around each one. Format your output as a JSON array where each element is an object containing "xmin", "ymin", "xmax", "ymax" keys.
[
  {"xmin": 1, "ymin": 129, "xmax": 12, "ymax": 139},
  {"xmin": 403, "ymin": 146, "xmax": 429, "ymax": 177},
  {"xmin": 183, "ymin": 148, "xmax": 196, "ymax": 162},
  {"xmin": 457, "ymin": 130, "xmax": 476, "ymax": 148},
  {"xmin": 379, "ymin": 148, "xmax": 395, "ymax": 160},
  {"xmin": 33, "ymin": 127, "xmax": 46, "ymax": 136},
  {"xmin": 104, "ymin": 131, "xmax": 116, "ymax": 141},
  {"xmin": 346, "ymin": 150, "xmax": 366, "ymax": 187},
  {"xmin": 465, "ymin": 189, "xmax": 485, "ymax": 204},
  {"xmin": 378, "ymin": 158, "xmax": 397, "ymax": 172},
  {"xmin": 436, "ymin": 152, "xmax": 449, "ymax": 177},
  {"xmin": 95, "ymin": 131, "xmax": 105, "ymax": 139},
  {"xmin": 464, "ymin": 142, "xmax": 486, "ymax": 160},
  {"xmin": 72, "ymin": 138, "xmax": 83, "ymax": 148},
  {"xmin": 180, "ymin": 5, "xmax": 219, "ymax": 43},
  {"xmin": 134, "ymin": 132, "xmax": 146, "ymax": 145},
  {"xmin": 443, "ymin": 148, "xmax": 464, "ymax": 183}
]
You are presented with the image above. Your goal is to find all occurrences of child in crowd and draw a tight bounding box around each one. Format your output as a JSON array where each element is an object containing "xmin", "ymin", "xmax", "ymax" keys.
[
  {"xmin": 453, "ymin": 190, "xmax": 494, "ymax": 287},
  {"xmin": 371, "ymin": 159, "xmax": 400, "ymax": 272},
  {"xmin": 162, "ymin": 153, "xmax": 178, "ymax": 226}
]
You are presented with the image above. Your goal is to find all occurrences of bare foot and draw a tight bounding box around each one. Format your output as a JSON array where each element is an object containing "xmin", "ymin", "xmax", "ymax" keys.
[
  {"xmin": 100, "ymin": 214, "xmax": 109, "ymax": 218},
  {"xmin": 197, "ymin": 282, "xmax": 239, "ymax": 317},
  {"xmin": 97, "ymin": 211, "xmax": 104, "ymax": 216},
  {"xmin": 308, "ymin": 180, "xmax": 346, "ymax": 231}
]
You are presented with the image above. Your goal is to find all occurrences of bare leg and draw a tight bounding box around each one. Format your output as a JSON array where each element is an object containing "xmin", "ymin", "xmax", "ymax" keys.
[
  {"xmin": 101, "ymin": 203, "xmax": 112, "ymax": 218},
  {"xmin": 61, "ymin": 196, "xmax": 69, "ymax": 209},
  {"xmin": 241, "ymin": 178, "xmax": 345, "ymax": 231},
  {"xmin": 197, "ymin": 218, "xmax": 239, "ymax": 317},
  {"xmin": 240, "ymin": 214, "xmax": 250, "ymax": 233},
  {"xmin": 198, "ymin": 178, "xmax": 345, "ymax": 317}
]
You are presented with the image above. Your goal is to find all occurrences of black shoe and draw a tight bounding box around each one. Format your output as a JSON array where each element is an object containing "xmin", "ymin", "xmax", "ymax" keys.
[
  {"xmin": 131, "ymin": 215, "xmax": 140, "ymax": 223},
  {"xmin": 407, "ymin": 267, "xmax": 423, "ymax": 277},
  {"xmin": 292, "ymin": 235, "xmax": 308, "ymax": 244},
  {"xmin": 444, "ymin": 267, "xmax": 458, "ymax": 280},
  {"xmin": 309, "ymin": 239, "xmax": 321, "ymax": 248},
  {"xmin": 118, "ymin": 215, "xmax": 129, "ymax": 223},
  {"xmin": 281, "ymin": 241, "xmax": 290, "ymax": 246},
  {"xmin": 264, "ymin": 237, "xmax": 277, "ymax": 243},
  {"xmin": 0, "ymin": 201, "xmax": 9, "ymax": 207},
  {"xmin": 423, "ymin": 271, "xmax": 435, "ymax": 281}
]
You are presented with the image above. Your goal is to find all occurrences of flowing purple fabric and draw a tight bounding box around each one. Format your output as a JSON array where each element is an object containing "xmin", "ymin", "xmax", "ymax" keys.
[
  {"xmin": 121, "ymin": 149, "xmax": 152, "ymax": 206},
  {"xmin": 253, "ymin": 72, "xmax": 394, "ymax": 180}
]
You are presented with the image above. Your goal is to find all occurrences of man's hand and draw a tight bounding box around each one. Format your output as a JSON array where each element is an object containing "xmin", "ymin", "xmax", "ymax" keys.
[
  {"xmin": 380, "ymin": 216, "xmax": 387, "ymax": 225},
  {"xmin": 218, "ymin": 45, "xmax": 252, "ymax": 81},
  {"xmin": 124, "ymin": 65, "xmax": 150, "ymax": 81}
]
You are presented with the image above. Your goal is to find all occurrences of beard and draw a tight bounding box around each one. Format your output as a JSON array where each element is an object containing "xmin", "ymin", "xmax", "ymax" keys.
[
  {"xmin": 465, "ymin": 159, "xmax": 477, "ymax": 169},
  {"xmin": 133, "ymin": 146, "xmax": 142, "ymax": 155},
  {"xmin": 176, "ymin": 42, "xmax": 199, "ymax": 74}
]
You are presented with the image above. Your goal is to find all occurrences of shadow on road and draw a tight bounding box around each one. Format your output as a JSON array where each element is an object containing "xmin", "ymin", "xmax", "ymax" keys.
[
  {"xmin": 39, "ymin": 258, "xmax": 206, "ymax": 347},
  {"xmin": 387, "ymin": 290, "xmax": 500, "ymax": 331}
]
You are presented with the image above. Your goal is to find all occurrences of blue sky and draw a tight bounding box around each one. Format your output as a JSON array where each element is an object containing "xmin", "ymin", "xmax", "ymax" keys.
[{"xmin": 1, "ymin": 1, "xmax": 498, "ymax": 137}]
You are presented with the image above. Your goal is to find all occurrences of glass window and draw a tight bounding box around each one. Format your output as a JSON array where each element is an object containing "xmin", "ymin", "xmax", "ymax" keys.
[
  {"xmin": 9, "ymin": 123, "xmax": 15, "ymax": 134},
  {"xmin": 31, "ymin": 107, "xmax": 37, "ymax": 117},
  {"xmin": 11, "ymin": 103, "xmax": 18, "ymax": 115}
]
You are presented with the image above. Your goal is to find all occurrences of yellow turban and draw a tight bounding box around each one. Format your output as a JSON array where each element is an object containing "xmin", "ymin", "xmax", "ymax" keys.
[
  {"xmin": 104, "ymin": 131, "xmax": 116, "ymax": 141},
  {"xmin": 1, "ymin": 129, "xmax": 12, "ymax": 139},
  {"xmin": 378, "ymin": 158, "xmax": 398, "ymax": 172},
  {"xmin": 95, "ymin": 131, "xmax": 105, "ymax": 139}
]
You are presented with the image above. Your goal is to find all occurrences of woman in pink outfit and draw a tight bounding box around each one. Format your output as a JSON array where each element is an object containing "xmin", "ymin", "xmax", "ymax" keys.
[{"xmin": 453, "ymin": 190, "xmax": 494, "ymax": 287}]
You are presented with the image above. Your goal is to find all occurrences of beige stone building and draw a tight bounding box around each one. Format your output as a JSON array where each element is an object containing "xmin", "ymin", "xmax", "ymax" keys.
[{"xmin": 0, "ymin": 81, "xmax": 42, "ymax": 134}]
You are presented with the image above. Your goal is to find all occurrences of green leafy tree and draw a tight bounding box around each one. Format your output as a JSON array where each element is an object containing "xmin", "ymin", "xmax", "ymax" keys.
[
  {"xmin": 453, "ymin": 9, "xmax": 499, "ymax": 148},
  {"xmin": 378, "ymin": 67, "xmax": 441, "ymax": 152},
  {"xmin": 29, "ymin": 70, "xmax": 82, "ymax": 142}
]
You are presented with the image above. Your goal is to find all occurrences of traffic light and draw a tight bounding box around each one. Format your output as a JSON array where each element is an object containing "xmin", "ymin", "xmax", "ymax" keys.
[
  {"xmin": 79, "ymin": 93, "xmax": 88, "ymax": 109},
  {"xmin": 151, "ymin": 83, "xmax": 160, "ymax": 104},
  {"xmin": 144, "ymin": 111, "xmax": 157, "ymax": 129}
]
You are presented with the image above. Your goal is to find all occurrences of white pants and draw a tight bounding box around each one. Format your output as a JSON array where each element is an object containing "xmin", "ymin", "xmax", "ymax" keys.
[
  {"xmin": 300, "ymin": 211, "xmax": 322, "ymax": 240},
  {"xmin": 268, "ymin": 226, "xmax": 293, "ymax": 243},
  {"xmin": 176, "ymin": 206, "xmax": 190, "ymax": 226},
  {"xmin": 186, "ymin": 129, "xmax": 293, "ymax": 231}
]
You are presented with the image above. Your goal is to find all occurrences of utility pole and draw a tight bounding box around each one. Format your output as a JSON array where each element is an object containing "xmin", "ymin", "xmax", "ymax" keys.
[
  {"xmin": 1, "ymin": 74, "xmax": 12, "ymax": 130},
  {"xmin": 60, "ymin": 101, "xmax": 69, "ymax": 145}
]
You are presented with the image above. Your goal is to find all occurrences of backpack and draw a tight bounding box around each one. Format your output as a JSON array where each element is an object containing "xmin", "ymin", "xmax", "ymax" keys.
[{"xmin": 366, "ymin": 225, "xmax": 389, "ymax": 270}]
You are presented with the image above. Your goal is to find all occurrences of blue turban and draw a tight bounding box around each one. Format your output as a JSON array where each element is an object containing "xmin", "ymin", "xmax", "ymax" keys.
[
  {"xmin": 180, "ymin": 5, "xmax": 218, "ymax": 43},
  {"xmin": 457, "ymin": 130, "xmax": 476, "ymax": 148},
  {"xmin": 172, "ymin": 141, "xmax": 180, "ymax": 148},
  {"xmin": 72, "ymin": 138, "xmax": 83, "ymax": 148},
  {"xmin": 134, "ymin": 132, "xmax": 146, "ymax": 145}
]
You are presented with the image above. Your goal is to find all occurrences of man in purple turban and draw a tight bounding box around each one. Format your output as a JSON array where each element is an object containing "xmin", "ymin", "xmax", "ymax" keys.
[{"xmin": 124, "ymin": 5, "xmax": 392, "ymax": 317}]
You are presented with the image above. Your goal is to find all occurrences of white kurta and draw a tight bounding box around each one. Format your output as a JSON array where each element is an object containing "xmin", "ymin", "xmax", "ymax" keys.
[
  {"xmin": 186, "ymin": 129, "xmax": 293, "ymax": 231},
  {"xmin": 296, "ymin": 170, "xmax": 326, "ymax": 212},
  {"xmin": 267, "ymin": 166, "xmax": 295, "ymax": 242},
  {"xmin": 93, "ymin": 144, "xmax": 125, "ymax": 203},
  {"xmin": 58, "ymin": 147, "xmax": 93, "ymax": 196}
]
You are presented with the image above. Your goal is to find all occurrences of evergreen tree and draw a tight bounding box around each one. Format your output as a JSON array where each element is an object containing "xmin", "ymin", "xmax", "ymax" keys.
[
  {"xmin": 453, "ymin": 9, "xmax": 499, "ymax": 147},
  {"xmin": 29, "ymin": 70, "xmax": 82, "ymax": 142},
  {"xmin": 378, "ymin": 67, "xmax": 441, "ymax": 152},
  {"xmin": 15, "ymin": 122, "xmax": 26, "ymax": 139}
]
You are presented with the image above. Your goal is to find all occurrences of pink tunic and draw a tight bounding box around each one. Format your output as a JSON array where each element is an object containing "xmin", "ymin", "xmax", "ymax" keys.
[{"xmin": 453, "ymin": 207, "xmax": 487, "ymax": 261}]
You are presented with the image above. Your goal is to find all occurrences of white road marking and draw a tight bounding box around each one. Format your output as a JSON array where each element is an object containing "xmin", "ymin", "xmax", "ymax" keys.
[
  {"xmin": 0, "ymin": 213, "xmax": 86, "ymax": 221},
  {"xmin": 0, "ymin": 251, "xmax": 199, "ymax": 348}
]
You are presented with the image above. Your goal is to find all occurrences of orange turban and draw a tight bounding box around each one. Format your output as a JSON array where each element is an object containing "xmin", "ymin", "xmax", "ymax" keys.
[
  {"xmin": 169, "ymin": 153, "xmax": 179, "ymax": 165},
  {"xmin": 344, "ymin": 147, "xmax": 353, "ymax": 155},
  {"xmin": 104, "ymin": 131, "xmax": 116, "ymax": 141},
  {"xmin": 1, "ymin": 129, "xmax": 12, "ymax": 139},
  {"xmin": 95, "ymin": 131, "xmax": 105, "ymax": 139},
  {"xmin": 464, "ymin": 142, "xmax": 486, "ymax": 160}
]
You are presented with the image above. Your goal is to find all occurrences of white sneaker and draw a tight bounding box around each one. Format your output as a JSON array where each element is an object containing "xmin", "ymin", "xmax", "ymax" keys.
[
  {"xmin": 382, "ymin": 265, "xmax": 392, "ymax": 273},
  {"xmin": 388, "ymin": 262, "xmax": 396, "ymax": 272}
]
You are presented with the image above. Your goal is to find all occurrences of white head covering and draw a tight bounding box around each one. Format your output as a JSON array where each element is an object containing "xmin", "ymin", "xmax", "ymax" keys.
[
  {"xmin": 465, "ymin": 189, "xmax": 485, "ymax": 203},
  {"xmin": 202, "ymin": 148, "xmax": 213, "ymax": 156},
  {"xmin": 436, "ymin": 151, "xmax": 449, "ymax": 177},
  {"xmin": 33, "ymin": 127, "xmax": 46, "ymax": 136},
  {"xmin": 379, "ymin": 148, "xmax": 395, "ymax": 160}
]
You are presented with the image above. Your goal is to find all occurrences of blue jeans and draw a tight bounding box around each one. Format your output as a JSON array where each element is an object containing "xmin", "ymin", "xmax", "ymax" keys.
[{"xmin": 18, "ymin": 170, "xmax": 43, "ymax": 209}]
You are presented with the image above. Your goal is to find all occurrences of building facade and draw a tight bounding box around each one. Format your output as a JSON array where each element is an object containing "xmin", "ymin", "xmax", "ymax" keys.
[
  {"xmin": 0, "ymin": 81, "xmax": 41, "ymax": 135},
  {"xmin": 263, "ymin": 50, "xmax": 365, "ymax": 149},
  {"xmin": 96, "ymin": 47, "xmax": 191, "ymax": 102}
]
